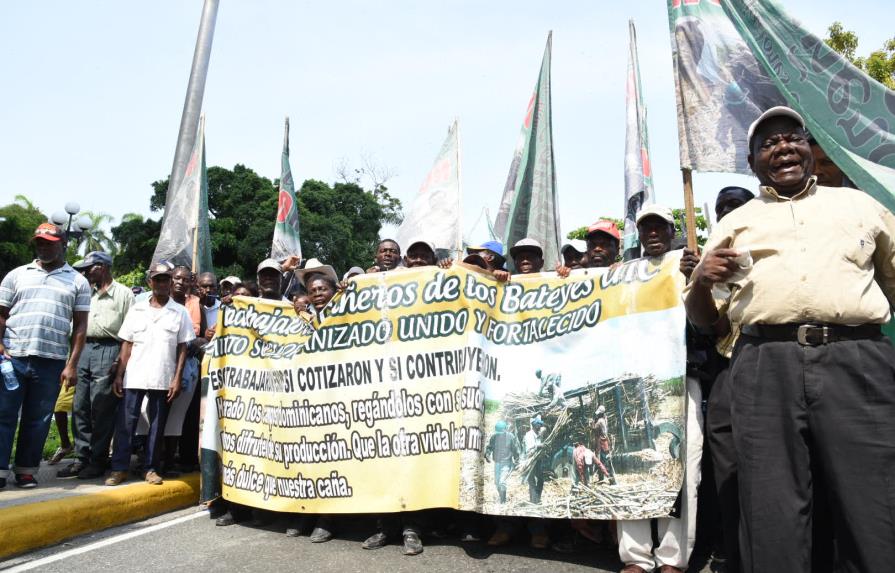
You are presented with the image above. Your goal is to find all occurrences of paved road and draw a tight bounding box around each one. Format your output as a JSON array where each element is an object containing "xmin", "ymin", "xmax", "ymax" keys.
[
  {"xmin": 0, "ymin": 508, "xmax": 623, "ymax": 573},
  {"xmin": 1, "ymin": 508, "xmax": 716, "ymax": 573}
]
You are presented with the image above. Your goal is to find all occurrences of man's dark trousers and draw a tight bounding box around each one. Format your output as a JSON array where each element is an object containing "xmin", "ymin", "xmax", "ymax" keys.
[
  {"xmin": 730, "ymin": 334, "xmax": 895, "ymax": 573},
  {"xmin": 72, "ymin": 340, "xmax": 120, "ymax": 469},
  {"xmin": 110, "ymin": 389, "xmax": 169, "ymax": 473},
  {"xmin": 706, "ymin": 366, "xmax": 739, "ymax": 569}
]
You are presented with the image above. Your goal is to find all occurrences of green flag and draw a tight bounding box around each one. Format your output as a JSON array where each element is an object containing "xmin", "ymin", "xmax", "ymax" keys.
[
  {"xmin": 721, "ymin": 0, "xmax": 895, "ymax": 212},
  {"xmin": 667, "ymin": 0, "xmax": 895, "ymax": 211},
  {"xmin": 623, "ymin": 19, "xmax": 656, "ymax": 260},
  {"xmin": 153, "ymin": 115, "xmax": 213, "ymax": 273},
  {"xmin": 493, "ymin": 32, "xmax": 561, "ymax": 268},
  {"xmin": 271, "ymin": 117, "xmax": 302, "ymax": 260}
]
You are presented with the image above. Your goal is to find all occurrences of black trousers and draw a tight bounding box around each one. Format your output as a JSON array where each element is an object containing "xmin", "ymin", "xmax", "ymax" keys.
[
  {"xmin": 73, "ymin": 340, "xmax": 121, "ymax": 467},
  {"xmin": 706, "ymin": 366, "xmax": 740, "ymax": 567},
  {"xmin": 730, "ymin": 334, "xmax": 895, "ymax": 573}
]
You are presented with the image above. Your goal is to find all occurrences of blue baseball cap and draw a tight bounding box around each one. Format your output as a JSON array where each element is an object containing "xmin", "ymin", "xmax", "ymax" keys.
[
  {"xmin": 468, "ymin": 241, "xmax": 504, "ymax": 257},
  {"xmin": 79, "ymin": 251, "xmax": 113, "ymax": 268}
]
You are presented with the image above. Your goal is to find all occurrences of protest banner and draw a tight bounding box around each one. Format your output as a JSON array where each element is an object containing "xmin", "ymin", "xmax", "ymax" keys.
[{"xmin": 201, "ymin": 253, "xmax": 686, "ymax": 520}]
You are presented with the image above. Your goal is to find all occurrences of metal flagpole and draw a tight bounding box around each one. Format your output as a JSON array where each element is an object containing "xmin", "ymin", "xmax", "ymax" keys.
[{"xmin": 166, "ymin": 0, "xmax": 219, "ymax": 201}]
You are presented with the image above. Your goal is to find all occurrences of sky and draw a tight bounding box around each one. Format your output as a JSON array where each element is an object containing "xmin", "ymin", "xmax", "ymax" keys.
[{"xmin": 1, "ymin": 1, "xmax": 890, "ymax": 248}]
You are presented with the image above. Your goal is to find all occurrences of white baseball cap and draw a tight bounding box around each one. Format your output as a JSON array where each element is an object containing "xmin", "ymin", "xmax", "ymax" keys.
[
  {"xmin": 220, "ymin": 275, "xmax": 242, "ymax": 286},
  {"xmin": 747, "ymin": 106, "xmax": 805, "ymax": 148},
  {"xmin": 406, "ymin": 239, "xmax": 436, "ymax": 255},
  {"xmin": 256, "ymin": 258, "xmax": 282, "ymax": 273},
  {"xmin": 635, "ymin": 204, "xmax": 675, "ymax": 226},
  {"xmin": 561, "ymin": 239, "xmax": 587, "ymax": 255},
  {"xmin": 509, "ymin": 238, "xmax": 543, "ymax": 258}
]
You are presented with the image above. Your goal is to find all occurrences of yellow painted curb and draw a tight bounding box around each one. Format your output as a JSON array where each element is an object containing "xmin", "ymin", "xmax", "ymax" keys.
[{"xmin": 0, "ymin": 473, "xmax": 200, "ymax": 559}]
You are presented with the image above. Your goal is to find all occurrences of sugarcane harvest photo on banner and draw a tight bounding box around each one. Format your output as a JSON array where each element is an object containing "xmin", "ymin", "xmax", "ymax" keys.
[{"xmin": 200, "ymin": 255, "xmax": 687, "ymax": 521}]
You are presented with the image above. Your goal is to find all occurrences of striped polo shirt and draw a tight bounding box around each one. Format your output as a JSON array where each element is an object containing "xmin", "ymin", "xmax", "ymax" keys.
[{"xmin": 0, "ymin": 261, "xmax": 92, "ymax": 360}]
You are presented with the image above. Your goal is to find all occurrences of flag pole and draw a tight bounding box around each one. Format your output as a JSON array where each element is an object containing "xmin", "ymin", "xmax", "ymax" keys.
[
  {"xmin": 682, "ymin": 168, "xmax": 698, "ymax": 250},
  {"xmin": 192, "ymin": 227, "xmax": 200, "ymax": 273},
  {"xmin": 455, "ymin": 118, "xmax": 464, "ymax": 257},
  {"xmin": 167, "ymin": 0, "xmax": 219, "ymax": 203}
]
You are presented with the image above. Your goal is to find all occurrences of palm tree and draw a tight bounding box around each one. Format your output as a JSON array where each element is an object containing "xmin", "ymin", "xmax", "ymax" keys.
[
  {"xmin": 13, "ymin": 194, "xmax": 35, "ymax": 210},
  {"xmin": 74, "ymin": 211, "xmax": 117, "ymax": 256}
]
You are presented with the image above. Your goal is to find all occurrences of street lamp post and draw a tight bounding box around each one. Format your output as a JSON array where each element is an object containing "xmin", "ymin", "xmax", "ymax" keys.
[{"xmin": 50, "ymin": 202, "xmax": 93, "ymax": 248}]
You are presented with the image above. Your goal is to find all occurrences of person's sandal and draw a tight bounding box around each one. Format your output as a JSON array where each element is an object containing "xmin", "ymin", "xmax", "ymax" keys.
[
  {"xmin": 104, "ymin": 471, "xmax": 128, "ymax": 486},
  {"xmin": 402, "ymin": 532, "xmax": 423, "ymax": 556},
  {"xmin": 362, "ymin": 531, "xmax": 388, "ymax": 549},
  {"xmin": 57, "ymin": 461, "xmax": 85, "ymax": 478},
  {"xmin": 48, "ymin": 446, "xmax": 73, "ymax": 465}
]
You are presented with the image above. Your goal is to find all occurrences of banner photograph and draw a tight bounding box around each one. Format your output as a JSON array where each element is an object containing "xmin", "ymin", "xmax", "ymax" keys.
[{"xmin": 201, "ymin": 254, "xmax": 686, "ymax": 521}]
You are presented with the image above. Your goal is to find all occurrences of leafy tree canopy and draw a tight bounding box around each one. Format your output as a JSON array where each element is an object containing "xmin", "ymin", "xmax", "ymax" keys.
[
  {"xmin": 110, "ymin": 214, "xmax": 162, "ymax": 276},
  {"xmin": 826, "ymin": 22, "xmax": 895, "ymax": 89},
  {"xmin": 0, "ymin": 196, "xmax": 48, "ymax": 278},
  {"xmin": 147, "ymin": 164, "xmax": 389, "ymax": 278}
]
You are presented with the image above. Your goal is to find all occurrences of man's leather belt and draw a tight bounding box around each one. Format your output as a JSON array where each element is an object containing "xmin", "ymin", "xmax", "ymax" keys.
[
  {"xmin": 86, "ymin": 337, "xmax": 117, "ymax": 343},
  {"xmin": 741, "ymin": 323, "xmax": 881, "ymax": 346}
]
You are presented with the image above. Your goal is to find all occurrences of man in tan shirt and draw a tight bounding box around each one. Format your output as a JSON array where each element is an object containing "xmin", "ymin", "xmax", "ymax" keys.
[{"xmin": 685, "ymin": 106, "xmax": 895, "ymax": 573}]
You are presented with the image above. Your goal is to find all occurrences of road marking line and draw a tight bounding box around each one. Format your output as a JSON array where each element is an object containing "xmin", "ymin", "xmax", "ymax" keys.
[{"xmin": 2, "ymin": 510, "xmax": 207, "ymax": 572}]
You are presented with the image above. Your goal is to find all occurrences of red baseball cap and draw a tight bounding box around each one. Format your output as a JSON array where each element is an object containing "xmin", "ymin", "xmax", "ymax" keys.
[
  {"xmin": 32, "ymin": 223, "xmax": 65, "ymax": 242},
  {"xmin": 586, "ymin": 220, "xmax": 620, "ymax": 241}
]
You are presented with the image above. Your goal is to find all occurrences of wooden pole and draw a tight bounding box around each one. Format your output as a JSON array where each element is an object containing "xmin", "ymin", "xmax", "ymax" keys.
[
  {"xmin": 191, "ymin": 224, "xmax": 199, "ymax": 274},
  {"xmin": 455, "ymin": 119, "xmax": 464, "ymax": 258},
  {"xmin": 681, "ymin": 168, "xmax": 697, "ymax": 250}
]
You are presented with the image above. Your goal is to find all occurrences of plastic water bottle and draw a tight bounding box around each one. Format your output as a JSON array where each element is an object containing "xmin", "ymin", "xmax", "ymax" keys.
[{"xmin": 1, "ymin": 357, "xmax": 18, "ymax": 391}]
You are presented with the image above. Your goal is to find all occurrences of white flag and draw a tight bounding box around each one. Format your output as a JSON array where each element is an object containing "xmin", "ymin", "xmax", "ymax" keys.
[{"xmin": 395, "ymin": 121, "xmax": 461, "ymax": 252}]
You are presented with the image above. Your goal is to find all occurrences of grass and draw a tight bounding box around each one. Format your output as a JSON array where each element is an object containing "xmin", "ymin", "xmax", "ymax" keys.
[{"xmin": 10, "ymin": 414, "xmax": 72, "ymax": 462}]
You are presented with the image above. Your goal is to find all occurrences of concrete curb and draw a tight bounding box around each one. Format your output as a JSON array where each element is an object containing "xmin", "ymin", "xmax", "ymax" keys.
[{"xmin": 0, "ymin": 473, "xmax": 200, "ymax": 559}]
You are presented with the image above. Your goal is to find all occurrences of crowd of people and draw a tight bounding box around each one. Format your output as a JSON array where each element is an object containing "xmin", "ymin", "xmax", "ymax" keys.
[{"xmin": 0, "ymin": 105, "xmax": 892, "ymax": 572}]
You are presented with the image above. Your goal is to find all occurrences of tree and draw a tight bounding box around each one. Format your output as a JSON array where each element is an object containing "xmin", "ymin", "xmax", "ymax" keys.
[
  {"xmin": 73, "ymin": 211, "xmax": 117, "ymax": 256},
  {"xmin": 148, "ymin": 164, "xmax": 389, "ymax": 278},
  {"xmin": 151, "ymin": 164, "xmax": 278, "ymax": 278},
  {"xmin": 110, "ymin": 214, "xmax": 162, "ymax": 276},
  {"xmin": 297, "ymin": 179, "xmax": 385, "ymax": 273},
  {"xmin": 826, "ymin": 22, "xmax": 895, "ymax": 89},
  {"xmin": 0, "ymin": 198, "xmax": 48, "ymax": 278},
  {"xmin": 335, "ymin": 154, "xmax": 403, "ymax": 226}
]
